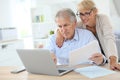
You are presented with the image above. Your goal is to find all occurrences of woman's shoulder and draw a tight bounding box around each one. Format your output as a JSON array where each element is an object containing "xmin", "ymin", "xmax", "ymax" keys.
[
  {"xmin": 97, "ymin": 14, "xmax": 109, "ymax": 20},
  {"xmin": 96, "ymin": 14, "xmax": 111, "ymax": 26}
]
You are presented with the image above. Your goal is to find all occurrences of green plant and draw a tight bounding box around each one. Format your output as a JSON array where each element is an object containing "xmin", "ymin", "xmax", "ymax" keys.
[{"xmin": 50, "ymin": 30, "xmax": 54, "ymax": 35}]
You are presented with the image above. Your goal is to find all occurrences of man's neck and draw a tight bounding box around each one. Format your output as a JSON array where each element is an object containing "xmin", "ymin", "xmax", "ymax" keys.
[{"xmin": 65, "ymin": 30, "xmax": 75, "ymax": 40}]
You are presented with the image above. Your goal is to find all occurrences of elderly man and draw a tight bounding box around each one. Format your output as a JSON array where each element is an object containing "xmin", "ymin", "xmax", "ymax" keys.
[{"xmin": 45, "ymin": 8, "xmax": 106, "ymax": 65}]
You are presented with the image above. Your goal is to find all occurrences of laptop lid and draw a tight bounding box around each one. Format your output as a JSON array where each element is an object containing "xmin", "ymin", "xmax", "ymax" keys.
[{"xmin": 17, "ymin": 49, "xmax": 72, "ymax": 76}]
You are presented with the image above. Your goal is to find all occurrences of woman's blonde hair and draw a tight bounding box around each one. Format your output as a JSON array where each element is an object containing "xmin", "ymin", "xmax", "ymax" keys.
[{"xmin": 77, "ymin": 0, "xmax": 96, "ymax": 11}]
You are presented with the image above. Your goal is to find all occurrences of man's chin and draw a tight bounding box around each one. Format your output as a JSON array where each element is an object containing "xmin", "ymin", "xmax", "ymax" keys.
[
  {"xmin": 64, "ymin": 36, "xmax": 69, "ymax": 40},
  {"xmin": 64, "ymin": 37, "xmax": 68, "ymax": 39}
]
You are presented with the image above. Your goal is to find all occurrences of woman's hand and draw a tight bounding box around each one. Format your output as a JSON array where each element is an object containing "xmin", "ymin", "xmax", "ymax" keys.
[
  {"xmin": 116, "ymin": 64, "xmax": 120, "ymax": 70},
  {"xmin": 56, "ymin": 29, "xmax": 64, "ymax": 48},
  {"xmin": 110, "ymin": 63, "xmax": 120, "ymax": 70},
  {"xmin": 89, "ymin": 53, "xmax": 104, "ymax": 65},
  {"xmin": 109, "ymin": 56, "xmax": 120, "ymax": 70},
  {"xmin": 110, "ymin": 62, "xmax": 120, "ymax": 71}
]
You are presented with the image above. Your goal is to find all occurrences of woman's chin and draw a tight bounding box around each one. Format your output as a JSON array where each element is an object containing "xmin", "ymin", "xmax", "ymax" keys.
[
  {"xmin": 84, "ymin": 23, "xmax": 88, "ymax": 25},
  {"xmin": 84, "ymin": 22, "xmax": 89, "ymax": 26}
]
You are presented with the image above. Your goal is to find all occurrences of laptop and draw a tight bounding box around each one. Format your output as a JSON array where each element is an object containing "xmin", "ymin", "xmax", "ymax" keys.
[{"xmin": 17, "ymin": 49, "xmax": 73, "ymax": 76}]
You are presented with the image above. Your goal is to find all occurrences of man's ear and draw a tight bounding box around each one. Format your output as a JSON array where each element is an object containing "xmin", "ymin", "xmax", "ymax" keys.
[{"xmin": 74, "ymin": 20, "xmax": 77, "ymax": 28}]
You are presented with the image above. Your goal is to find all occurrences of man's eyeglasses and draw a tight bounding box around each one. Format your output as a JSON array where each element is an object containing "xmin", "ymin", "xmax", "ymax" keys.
[{"xmin": 76, "ymin": 9, "xmax": 93, "ymax": 17}]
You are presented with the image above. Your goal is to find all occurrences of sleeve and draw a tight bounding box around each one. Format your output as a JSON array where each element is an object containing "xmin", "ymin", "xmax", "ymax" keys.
[
  {"xmin": 100, "ymin": 14, "xmax": 118, "ymax": 59},
  {"xmin": 102, "ymin": 55, "xmax": 107, "ymax": 65},
  {"xmin": 44, "ymin": 35, "xmax": 56, "ymax": 54}
]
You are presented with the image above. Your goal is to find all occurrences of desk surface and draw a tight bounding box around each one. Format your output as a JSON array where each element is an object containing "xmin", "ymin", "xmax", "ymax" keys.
[{"xmin": 0, "ymin": 64, "xmax": 120, "ymax": 80}]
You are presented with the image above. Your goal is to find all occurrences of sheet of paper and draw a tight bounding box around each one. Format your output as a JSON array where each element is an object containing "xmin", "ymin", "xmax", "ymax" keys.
[
  {"xmin": 69, "ymin": 40, "xmax": 101, "ymax": 66},
  {"xmin": 74, "ymin": 66, "xmax": 115, "ymax": 78}
]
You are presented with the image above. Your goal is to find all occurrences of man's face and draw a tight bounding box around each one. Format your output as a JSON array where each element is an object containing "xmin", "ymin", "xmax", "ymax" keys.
[{"xmin": 56, "ymin": 17, "xmax": 76, "ymax": 40}]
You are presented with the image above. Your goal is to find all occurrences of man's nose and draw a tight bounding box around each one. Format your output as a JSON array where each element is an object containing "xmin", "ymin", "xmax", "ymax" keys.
[
  {"xmin": 61, "ymin": 26, "xmax": 66, "ymax": 32},
  {"xmin": 61, "ymin": 26, "xmax": 66, "ymax": 30}
]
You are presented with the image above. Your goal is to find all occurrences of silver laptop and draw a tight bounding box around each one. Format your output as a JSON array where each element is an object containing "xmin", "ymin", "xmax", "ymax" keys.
[{"xmin": 17, "ymin": 49, "xmax": 73, "ymax": 76}]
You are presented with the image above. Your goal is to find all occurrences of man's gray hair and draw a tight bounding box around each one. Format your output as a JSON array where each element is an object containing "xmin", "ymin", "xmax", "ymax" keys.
[{"xmin": 55, "ymin": 8, "xmax": 77, "ymax": 22}]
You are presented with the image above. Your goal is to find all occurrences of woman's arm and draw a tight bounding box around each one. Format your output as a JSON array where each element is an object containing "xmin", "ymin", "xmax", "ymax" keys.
[
  {"xmin": 99, "ymin": 14, "xmax": 118, "ymax": 70},
  {"xmin": 56, "ymin": 29, "xmax": 64, "ymax": 48}
]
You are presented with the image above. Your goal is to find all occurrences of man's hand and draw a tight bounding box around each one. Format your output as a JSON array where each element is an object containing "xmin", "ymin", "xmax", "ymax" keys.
[
  {"xmin": 89, "ymin": 53, "xmax": 104, "ymax": 65},
  {"xmin": 51, "ymin": 53, "xmax": 57, "ymax": 64},
  {"xmin": 56, "ymin": 29, "xmax": 64, "ymax": 48}
]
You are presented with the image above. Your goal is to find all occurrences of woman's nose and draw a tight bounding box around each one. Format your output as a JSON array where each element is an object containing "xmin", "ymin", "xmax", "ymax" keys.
[{"xmin": 81, "ymin": 16, "xmax": 86, "ymax": 20}]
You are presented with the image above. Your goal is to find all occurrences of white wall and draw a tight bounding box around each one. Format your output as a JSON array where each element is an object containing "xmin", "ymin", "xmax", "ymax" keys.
[
  {"xmin": 110, "ymin": 0, "xmax": 120, "ymax": 33},
  {"xmin": 32, "ymin": 0, "xmax": 110, "ymax": 22},
  {"xmin": 93, "ymin": 0, "xmax": 110, "ymax": 15},
  {"xmin": 0, "ymin": 0, "xmax": 13, "ymax": 28},
  {"xmin": 0, "ymin": 0, "xmax": 110, "ymax": 28},
  {"xmin": 34, "ymin": 0, "xmax": 110, "ymax": 15},
  {"xmin": 0, "ymin": 0, "xmax": 119, "ymax": 35}
]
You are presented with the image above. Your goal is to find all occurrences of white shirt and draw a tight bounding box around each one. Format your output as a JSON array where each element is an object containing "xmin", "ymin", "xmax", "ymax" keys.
[{"xmin": 45, "ymin": 28, "xmax": 105, "ymax": 65}]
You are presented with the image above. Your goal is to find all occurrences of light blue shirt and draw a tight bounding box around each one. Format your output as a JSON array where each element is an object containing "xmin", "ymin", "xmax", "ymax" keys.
[{"xmin": 45, "ymin": 28, "xmax": 104, "ymax": 65}]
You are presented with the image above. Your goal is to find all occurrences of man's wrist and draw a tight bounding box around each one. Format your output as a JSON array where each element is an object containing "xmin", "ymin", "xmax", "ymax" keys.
[{"xmin": 101, "ymin": 56, "xmax": 107, "ymax": 65}]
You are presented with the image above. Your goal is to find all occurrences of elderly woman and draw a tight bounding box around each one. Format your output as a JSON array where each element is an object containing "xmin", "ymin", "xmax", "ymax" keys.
[{"xmin": 56, "ymin": 0, "xmax": 119, "ymax": 70}]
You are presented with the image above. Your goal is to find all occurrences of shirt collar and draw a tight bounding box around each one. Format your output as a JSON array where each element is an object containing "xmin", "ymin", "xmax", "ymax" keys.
[{"xmin": 73, "ymin": 28, "xmax": 79, "ymax": 41}]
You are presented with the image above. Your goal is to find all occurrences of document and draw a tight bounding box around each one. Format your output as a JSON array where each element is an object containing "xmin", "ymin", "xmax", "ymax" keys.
[
  {"xmin": 74, "ymin": 66, "xmax": 115, "ymax": 78},
  {"xmin": 69, "ymin": 40, "xmax": 101, "ymax": 66}
]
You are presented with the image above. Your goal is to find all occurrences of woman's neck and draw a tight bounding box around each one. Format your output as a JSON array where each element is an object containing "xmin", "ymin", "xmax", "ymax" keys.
[
  {"xmin": 89, "ymin": 17, "xmax": 96, "ymax": 28},
  {"xmin": 86, "ymin": 17, "xmax": 96, "ymax": 35},
  {"xmin": 86, "ymin": 25, "xmax": 96, "ymax": 36},
  {"xmin": 86, "ymin": 25, "xmax": 96, "ymax": 35}
]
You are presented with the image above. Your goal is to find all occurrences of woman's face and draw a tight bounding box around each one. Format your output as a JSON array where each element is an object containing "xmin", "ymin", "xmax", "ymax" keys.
[{"xmin": 77, "ymin": 9, "xmax": 96, "ymax": 26}]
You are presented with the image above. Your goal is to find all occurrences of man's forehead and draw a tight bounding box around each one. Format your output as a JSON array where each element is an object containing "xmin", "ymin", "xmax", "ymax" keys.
[
  {"xmin": 56, "ymin": 17, "xmax": 71, "ymax": 23},
  {"xmin": 56, "ymin": 16, "xmax": 70, "ymax": 20}
]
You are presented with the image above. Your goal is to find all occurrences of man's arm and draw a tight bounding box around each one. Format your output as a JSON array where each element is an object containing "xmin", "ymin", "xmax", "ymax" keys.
[
  {"xmin": 51, "ymin": 53, "xmax": 57, "ymax": 64},
  {"xmin": 44, "ymin": 35, "xmax": 57, "ymax": 64},
  {"xmin": 89, "ymin": 53, "xmax": 107, "ymax": 65}
]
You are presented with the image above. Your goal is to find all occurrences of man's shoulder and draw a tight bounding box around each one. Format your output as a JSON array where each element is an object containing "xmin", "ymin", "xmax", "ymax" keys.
[
  {"xmin": 76, "ymin": 28, "xmax": 94, "ymax": 38},
  {"xmin": 76, "ymin": 28, "xmax": 92, "ymax": 34}
]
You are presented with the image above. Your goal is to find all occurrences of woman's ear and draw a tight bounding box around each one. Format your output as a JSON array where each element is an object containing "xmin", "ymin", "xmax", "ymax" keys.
[{"xmin": 93, "ymin": 8, "xmax": 98, "ymax": 15}]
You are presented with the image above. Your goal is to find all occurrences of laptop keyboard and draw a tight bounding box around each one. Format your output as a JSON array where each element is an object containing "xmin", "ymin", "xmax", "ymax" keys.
[{"xmin": 58, "ymin": 70, "xmax": 66, "ymax": 73}]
